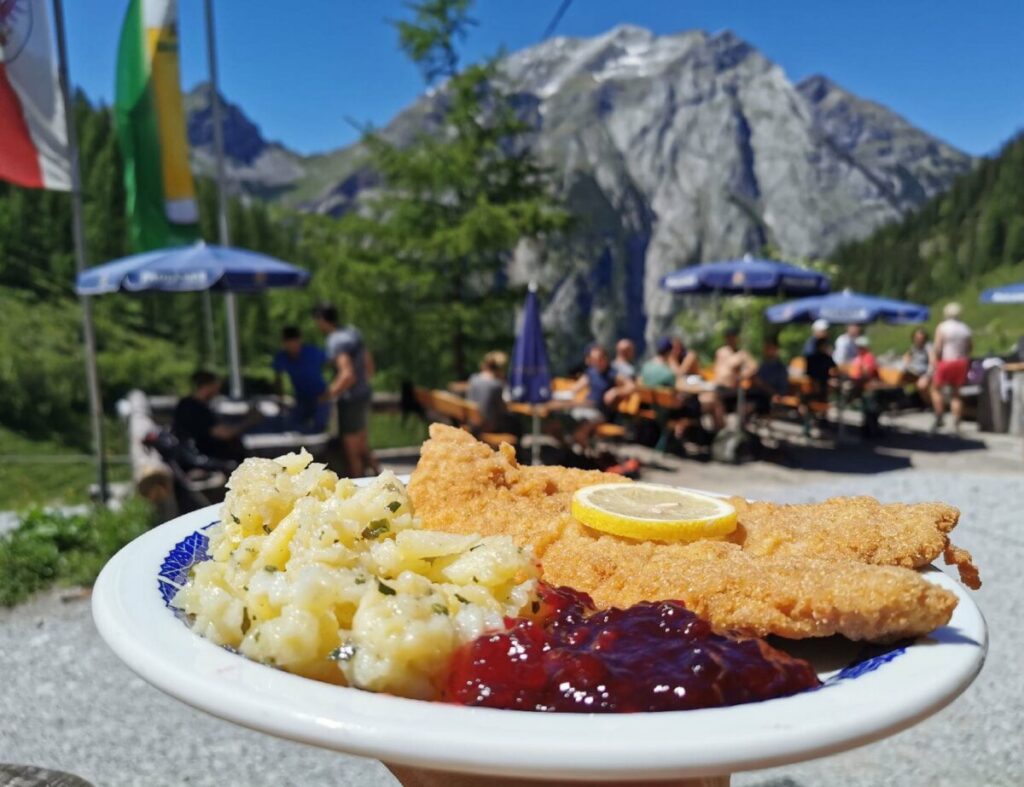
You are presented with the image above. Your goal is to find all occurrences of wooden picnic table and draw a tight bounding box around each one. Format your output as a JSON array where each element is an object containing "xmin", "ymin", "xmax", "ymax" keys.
[{"xmin": 507, "ymin": 398, "xmax": 580, "ymax": 418}]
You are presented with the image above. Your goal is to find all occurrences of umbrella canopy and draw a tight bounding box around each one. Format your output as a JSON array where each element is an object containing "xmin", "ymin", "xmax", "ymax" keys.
[
  {"xmin": 765, "ymin": 288, "xmax": 929, "ymax": 325},
  {"xmin": 509, "ymin": 285, "xmax": 552, "ymax": 404},
  {"xmin": 661, "ymin": 255, "xmax": 830, "ymax": 296},
  {"xmin": 75, "ymin": 241, "xmax": 310, "ymax": 295},
  {"xmin": 980, "ymin": 282, "xmax": 1024, "ymax": 305}
]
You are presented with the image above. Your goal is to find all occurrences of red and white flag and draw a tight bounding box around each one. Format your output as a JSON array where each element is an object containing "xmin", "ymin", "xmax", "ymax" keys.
[{"xmin": 0, "ymin": 0, "xmax": 70, "ymax": 190}]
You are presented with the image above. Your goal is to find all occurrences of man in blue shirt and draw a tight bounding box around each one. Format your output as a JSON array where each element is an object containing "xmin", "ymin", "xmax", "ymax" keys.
[
  {"xmin": 272, "ymin": 326, "xmax": 330, "ymax": 433},
  {"xmin": 569, "ymin": 344, "xmax": 635, "ymax": 448}
]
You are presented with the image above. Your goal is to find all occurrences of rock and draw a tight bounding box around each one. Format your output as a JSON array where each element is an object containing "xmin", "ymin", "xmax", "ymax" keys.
[{"xmin": 184, "ymin": 27, "xmax": 973, "ymax": 364}]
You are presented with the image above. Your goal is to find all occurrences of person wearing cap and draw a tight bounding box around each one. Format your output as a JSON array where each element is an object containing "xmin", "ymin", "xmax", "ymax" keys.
[
  {"xmin": 931, "ymin": 303, "xmax": 973, "ymax": 432},
  {"xmin": 639, "ymin": 337, "xmax": 677, "ymax": 388},
  {"xmin": 848, "ymin": 335, "xmax": 882, "ymax": 437},
  {"xmin": 640, "ymin": 337, "xmax": 706, "ymax": 439},
  {"xmin": 803, "ymin": 319, "xmax": 830, "ymax": 357},
  {"xmin": 832, "ymin": 323, "xmax": 863, "ymax": 367},
  {"xmin": 849, "ymin": 336, "xmax": 879, "ymax": 381},
  {"xmin": 712, "ymin": 326, "xmax": 758, "ymax": 418}
]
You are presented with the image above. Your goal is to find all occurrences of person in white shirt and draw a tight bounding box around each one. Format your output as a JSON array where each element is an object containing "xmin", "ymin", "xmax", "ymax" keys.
[
  {"xmin": 931, "ymin": 303, "xmax": 973, "ymax": 433},
  {"xmin": 832, "ymin": 323, "xmax": 862, "ymax": 366}
]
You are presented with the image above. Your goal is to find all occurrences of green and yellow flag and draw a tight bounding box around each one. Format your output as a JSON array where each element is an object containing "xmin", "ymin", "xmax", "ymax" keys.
[{"xmin": 115, "ymin": 0, "xmax": 200, "ymax": 251}]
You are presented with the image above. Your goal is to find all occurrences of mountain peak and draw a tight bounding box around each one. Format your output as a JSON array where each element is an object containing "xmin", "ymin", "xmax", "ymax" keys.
[
  {"xmin": 185, "ymin": 81, "xmax": 269, "ymax": 165},
  {"xmin": 182, "ymin": 27, "xmax": 972, "ymax": 357}
]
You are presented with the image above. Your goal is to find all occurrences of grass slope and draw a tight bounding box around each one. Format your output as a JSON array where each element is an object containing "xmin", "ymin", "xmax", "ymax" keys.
[{"xmin": 867, "ymin": 261, "xmax": 1024, "ymax": 357}]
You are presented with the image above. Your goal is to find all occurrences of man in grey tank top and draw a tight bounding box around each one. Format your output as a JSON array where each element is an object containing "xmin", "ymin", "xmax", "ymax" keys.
[{"xmin": 313, "ymin": 303, "xmax": 379, "ymax": 477}]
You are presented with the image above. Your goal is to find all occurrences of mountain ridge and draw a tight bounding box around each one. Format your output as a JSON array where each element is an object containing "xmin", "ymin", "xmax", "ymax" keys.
[{"xmin": 185, "ymin": 25, "xmax": 974, "ymax": 357}]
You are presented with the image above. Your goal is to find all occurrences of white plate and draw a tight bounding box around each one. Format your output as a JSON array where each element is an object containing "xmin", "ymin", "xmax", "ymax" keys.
[{"xmin": 92, "ymin": 492, "xmax": 987, "ymax": 782}]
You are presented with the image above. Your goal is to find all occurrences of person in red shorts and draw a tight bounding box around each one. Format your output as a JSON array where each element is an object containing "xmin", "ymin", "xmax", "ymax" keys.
[{"xmin": 931, "ymin": 303, "xmax": 972, "ymax": 433}]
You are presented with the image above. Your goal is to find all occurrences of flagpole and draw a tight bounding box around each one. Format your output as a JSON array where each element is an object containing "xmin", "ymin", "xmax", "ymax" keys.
[
  {"xmin": 203, "ymin": 0, "xmax": 242, "ymax": 399},
  {"xmin": 52, "ymin": 0, "xmax": 108, "ymax": 503}
]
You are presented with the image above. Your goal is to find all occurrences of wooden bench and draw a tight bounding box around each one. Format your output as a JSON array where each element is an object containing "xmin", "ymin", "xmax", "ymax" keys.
[{"xmin": 413, "ymin": 387, "xmax": 517, "ymax": 448}]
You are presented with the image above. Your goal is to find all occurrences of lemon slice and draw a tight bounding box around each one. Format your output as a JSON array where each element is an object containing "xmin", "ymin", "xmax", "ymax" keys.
[{"xmin": 571, "ymin": 483, "xmax": 737, "ymax": 543}]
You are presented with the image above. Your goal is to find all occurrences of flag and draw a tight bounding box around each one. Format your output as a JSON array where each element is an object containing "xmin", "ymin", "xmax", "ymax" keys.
[
  {"xmin": 115, "ymin": 0, "xmax": 199, "ymax": 251},
  {"xmin": 0, "ymin": 0, "xmax": 71, "ymax": 190}
]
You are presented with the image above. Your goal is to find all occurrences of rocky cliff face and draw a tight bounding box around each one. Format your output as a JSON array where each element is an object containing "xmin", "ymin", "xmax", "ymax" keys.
[
  {"xmin": 185, "ymin": 27, "xmax": 972, "ymax": 363},
  {"xmin": 185, "ymin": 83, "xmax": 305, "ymax": 200}
]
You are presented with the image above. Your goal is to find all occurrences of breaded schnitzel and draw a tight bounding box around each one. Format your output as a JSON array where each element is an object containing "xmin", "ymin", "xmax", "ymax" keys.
[
  {"xmin": 729, "ymin": 497, "xmax": 980, "ymax": 589},
  {"xmin": 409, "ymin": 425, "xmax": 970, "ymax": 642}
]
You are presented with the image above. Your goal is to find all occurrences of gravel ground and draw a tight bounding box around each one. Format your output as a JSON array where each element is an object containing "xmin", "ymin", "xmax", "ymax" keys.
[{"xmin": 1, "ymin": 418, "xmax": 1020, "ymax": 786}]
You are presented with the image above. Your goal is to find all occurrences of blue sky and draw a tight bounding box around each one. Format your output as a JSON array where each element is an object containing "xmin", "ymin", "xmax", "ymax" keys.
[{"xmin": 65, "ymin": 0, "xmax": 1023, "ymax": 157}]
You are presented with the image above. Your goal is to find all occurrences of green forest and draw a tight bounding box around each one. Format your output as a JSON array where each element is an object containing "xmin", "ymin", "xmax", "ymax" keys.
[
  {"xmin": 833, "ymin": 133, "xmax": 1024, "ymax": 355},
  {"xmin": 0, "ymin": 0, "xmax": 566, "ymax": 473}
]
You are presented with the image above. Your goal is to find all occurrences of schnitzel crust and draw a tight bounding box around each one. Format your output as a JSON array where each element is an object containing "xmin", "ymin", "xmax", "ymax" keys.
[{"xmin": 409, "ymin": 425, "xmax": 966, "ymax": 642}]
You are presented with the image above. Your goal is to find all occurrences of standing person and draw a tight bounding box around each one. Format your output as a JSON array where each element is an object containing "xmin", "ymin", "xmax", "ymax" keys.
[
  {"xmin": 931, "ymin": 303, "xmax": 973, "ymax": 433},
  {"xmin": 611, "ymin": 338, "xmax": 637, "ymax": 380},
  {"xmin": 313, "ymin": 304, "xmax": 380, "ymax": 477},
  {"xmin": 272, "ymin": 326, "xmax": 329, "ymax": 433},
  {"xmin": 467, "ymin": 351, "xmax": 518, "ymax": 435},
  {"xmin": 803, "ymin": 319, "xmax": 830, "ymax": 357},
  {"xmin": 832, "ymin": 324, "xmax": 863, "ymax": 366},
  {"xmin": 901, "ymin": 328, "xmax": 933, "ymax": 406}
]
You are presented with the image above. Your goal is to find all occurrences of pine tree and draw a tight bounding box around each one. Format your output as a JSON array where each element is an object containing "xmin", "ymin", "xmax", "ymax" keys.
[{"xmin": 334, "ymin": 0, "xmax": 571, "ymax": 382}]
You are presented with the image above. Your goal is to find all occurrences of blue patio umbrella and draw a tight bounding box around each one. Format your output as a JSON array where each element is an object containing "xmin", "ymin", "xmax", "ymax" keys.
[
  {"xmin": 75, "ymin": 241, "xmax": 311, "ymax": 397},
  {"xmin": 661, "ymin": 255, "xmax": 830, "ymax": 296},
  {"xmin": 75, "ymin": 241, "xmax": 310, "ymax": 295},
  {"xmin": 509, "ymin": 283, "xmax": 552, "ymax": 464},
  {"xmin": 765, "ymin": 288, "xmax": 929, "ymax": 325},
  {"xmin": 980, "ymin": 282, "xmax": 1024, "ymax": 305}
]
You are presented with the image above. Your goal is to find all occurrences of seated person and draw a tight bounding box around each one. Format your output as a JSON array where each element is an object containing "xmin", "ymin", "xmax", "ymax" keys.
[
  {"xmin": 569, "ymin": 344, "xmax": 635, "ymax": 447},
  {"xmin": 172, "ymin": 371, "xmax": 253, "ymax": 466},
  {"xmin": 639, "ymin": 337, "xmax": 677, "ymax": 388},
  {"xmin": 668, "ymin": 336, "xmax": 701, "ymax": 377},
  {"xmin": 848, "ymin": 336, "xmax": 882, "ymax": 437},
  {"xmin": 467, "ymin": 350, "xmax": 519, "ymax": 436},
  {"xmin": 712, "ymin": 326, "xmax": 758, "ymax": 415},
  {"xmin": 901, "ymin": 327, "xmax": 933, "ymax": 405},
  {"xmin": 667, "ymin": 335, "xmax": 724, "ymax": 429},
  {"xmin": 272, "ymin": 326, "xmax": 330, "ymax": 433},
  {"xmin": 848, "ymin": 336, "xmax": 879, "ymax": 383},
  {"xmin": 640, "ymin": 337, "xmax": 703, "ymax": 436},
  {"xmin": 800, "ymin": 337, "xmax": 836, "ymax": 435},
  {"xmin": 611, "ymin": 338, "xmax": 637, "ymax": 381},
  {"xmin": 802, "ymin": 319, "xmax": 830, "ymax": 357},
  {"xmin": 750, "ymin": 338, "xmax": 790, "ymax": 414}
]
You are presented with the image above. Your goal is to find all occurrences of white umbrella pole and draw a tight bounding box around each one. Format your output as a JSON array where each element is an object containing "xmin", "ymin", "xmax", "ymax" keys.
[
  {"xmin": 53, "ymin": 0, "xmax": 107, "ymax": 502},
  {"xmin": 203, "ymin": 0, "xmax": 242, "ymax": 398}
]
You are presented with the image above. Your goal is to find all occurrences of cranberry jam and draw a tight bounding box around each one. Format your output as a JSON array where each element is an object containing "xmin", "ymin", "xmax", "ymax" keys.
[{"xmin": 445, "ymin": 583, "xmax": 820, "ymax": 712}]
